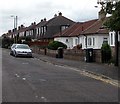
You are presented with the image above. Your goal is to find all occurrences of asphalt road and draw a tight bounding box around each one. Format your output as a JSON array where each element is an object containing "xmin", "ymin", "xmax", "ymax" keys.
[{"xmin": 2, "ymin": 49, "xmax": 119, "ymax": 102}]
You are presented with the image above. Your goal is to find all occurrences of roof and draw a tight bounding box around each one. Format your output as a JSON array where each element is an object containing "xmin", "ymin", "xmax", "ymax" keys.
[
  {"xmin": 82, "ymin": 18, "xmax": 109, "ymax": 35},
  {"xmin": 44, "ymin": 14, "xmax": 75, "ymax": 26},
  {"xmin": 42, "ymin": 13, "xmax": 75, "ymax": 39},
  {"xmin": 36, "ymin": 20, "xmax": 47, "ymax": 27},
  {"xmin": 54, "ymin": 19, "xmax": 98, "ymax": 37}
]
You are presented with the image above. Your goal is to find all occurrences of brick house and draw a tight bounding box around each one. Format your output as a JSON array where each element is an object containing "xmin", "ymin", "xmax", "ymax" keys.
[{"xmin": 40, "ymin": 12, "xmax": 75, "ymax": 42}]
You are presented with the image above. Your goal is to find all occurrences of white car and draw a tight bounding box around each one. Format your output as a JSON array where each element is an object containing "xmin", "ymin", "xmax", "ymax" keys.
[{"xmin": 10, "ymin": 44, "xmax": 32, "ymax": 57}]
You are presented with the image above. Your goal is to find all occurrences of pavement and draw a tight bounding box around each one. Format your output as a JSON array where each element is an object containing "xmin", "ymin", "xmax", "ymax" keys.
[{"xmin": 33, "ymin": 53, "xmax": 119, "ymax": 83}]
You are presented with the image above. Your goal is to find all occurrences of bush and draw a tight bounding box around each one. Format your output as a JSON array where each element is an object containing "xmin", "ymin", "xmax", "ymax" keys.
[
  {"xmin": 101, "ymin": 43, "xmax": 112, "ymax": 63},
  {"xmin": 47, "ymin": 41, "xmax": 67, "ymax": 50},
  {"xmin": 2, "ymin": 37, "xmax": 13, "ymax": 48}
]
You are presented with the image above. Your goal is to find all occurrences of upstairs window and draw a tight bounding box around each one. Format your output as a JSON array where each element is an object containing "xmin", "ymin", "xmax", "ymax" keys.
[{"xmin": 61, "ymin": 25, "xmax": 69, "ymax": 31}]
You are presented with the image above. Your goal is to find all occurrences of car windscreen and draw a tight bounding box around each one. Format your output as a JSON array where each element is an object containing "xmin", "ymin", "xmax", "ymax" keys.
[{"xmin": 16, "ymin": 45, "xmax": 30, "ymax": 49}]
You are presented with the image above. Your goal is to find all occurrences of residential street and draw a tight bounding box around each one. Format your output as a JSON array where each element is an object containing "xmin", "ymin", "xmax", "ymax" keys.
[{"xmin": 2, "ymin": 49, "xmax": 119, "ymax": 102}]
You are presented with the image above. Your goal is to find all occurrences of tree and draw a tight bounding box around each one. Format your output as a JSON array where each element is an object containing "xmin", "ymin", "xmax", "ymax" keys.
[
  {"xmin": 104, "ymin": 1, "xmax": 120, "ymax": 66},
  {"xmin": 105, "ymin": 1, "xmax": 120, "ymax": 31},
  {"xmin": 2, "ymin": 36, "xmax": 13, "ymax": 48}
]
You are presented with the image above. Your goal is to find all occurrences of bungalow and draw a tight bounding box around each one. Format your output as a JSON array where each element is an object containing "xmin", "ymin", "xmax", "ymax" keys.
[
  {"xmin": 54, "ymin": 19, "xmax": 98, "ymax": 49},
  {"xmin": 54, "ymin": 11, "xmax": 109, "ymax": 50},
  {"xmin": 81, "ymin": 19, "xmax": 109, "ymax": 49}
]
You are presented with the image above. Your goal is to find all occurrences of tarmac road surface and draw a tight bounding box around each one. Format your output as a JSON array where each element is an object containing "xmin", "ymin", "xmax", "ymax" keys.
[{"xmin": 2, "ymin": 49, "xmax": 119, "ymax": 102}]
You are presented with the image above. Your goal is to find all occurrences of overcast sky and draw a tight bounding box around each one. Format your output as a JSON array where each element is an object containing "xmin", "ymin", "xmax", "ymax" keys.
[{"xmin": 0, "ymin": 0, "xmax": 100, "ymax": 36}]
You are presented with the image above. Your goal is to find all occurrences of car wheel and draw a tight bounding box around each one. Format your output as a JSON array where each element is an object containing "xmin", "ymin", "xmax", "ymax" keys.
[
  {"xmin": 14, "ymin": 51, "xmax": 17, "ymax": 57},
  {"xmin": 10, "ymin": 51, "xmax": 13, "ymax": 55}
]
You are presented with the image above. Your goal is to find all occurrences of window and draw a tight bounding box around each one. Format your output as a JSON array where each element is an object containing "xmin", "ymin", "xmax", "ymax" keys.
[
  {"xmin": 110, "ymin": 33, "xmax": 113, "ymax": 45},
  {"xmin": 61, "ymin": 25, "xmax": 69, "ymax": 31},
  {"xmin": 93, "ymin": 38, "xmax": 94, "ymax": 46},
  {"xmin": 66, "ymin": 39, "xmax": 69, "ymax": 43},
  {"xmin": 41, "ymin": 27, "xmax": 44, "ymax": 34},
  {"xmin": 103, "ymin": 38, "xmax": 108, "ymax": 44},
  {"xmin": 44, "ymin": 26, "xmax": 46, "ymax": 33},
  {"xmin": 75, "ymin": 39, "xmax": 78, "ymax": 45},
  {"xmin": 88, "ymin": 38, "xmax": 92, "ymax": 46},
  {"xmin": 85, "ymin": 37, "xmax": 87, "ymax": 46},
  {"xmin": 39, "ymin": 28, "xmax": 41, "ymax": 35},
  {"xmin": 118, "ymin": 32, "xmax": 120, "ymax": 42}
]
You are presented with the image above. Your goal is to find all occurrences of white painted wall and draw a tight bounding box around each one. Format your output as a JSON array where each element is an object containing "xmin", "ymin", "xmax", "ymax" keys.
[
  {"xmin": 54, "ymin": 34, "xmax": 109, "ymax": 50},
  {"xmin": 54, "ymin": 37, "xmax": 73, "ymax": 49},
  {"xmin": 79, "ymin": 34, "xmax": 109, "ymax": 49}
]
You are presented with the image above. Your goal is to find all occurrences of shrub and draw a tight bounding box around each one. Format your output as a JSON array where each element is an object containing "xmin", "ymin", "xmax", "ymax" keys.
[
  {"xmin": 101, "ymin": 43, "xmax": 112, "ymax": 63},
  {"xmin": 2, "ymin": 37, "xmax": 13, "ymax": 48},
  {"xmin": 47, "ymin": 41, "xmax": 67, "ymax": 50}
]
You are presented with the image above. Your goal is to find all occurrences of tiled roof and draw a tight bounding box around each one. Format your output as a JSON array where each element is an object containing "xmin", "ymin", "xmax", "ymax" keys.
[
  {"xmin": 36, "ymin": 20, "xmax": 47, "ymax": 27},
  {"xmin": 54, "ymin": 19, "xmax": 98, "ymax": 37},
  {"xmin": 82, "ymin": 19, "xmax": 109, "ymax": 35},
  {"xmin": 26, "ymin": 24, "xmax": 36, "ymax": 31},
  {"xmin": 42, "ymin": 14, "xmax": 75, "ymax": 39},
  {"xmin": 44, "ymin": 15, "xmax": 75, "ymax": 26}
]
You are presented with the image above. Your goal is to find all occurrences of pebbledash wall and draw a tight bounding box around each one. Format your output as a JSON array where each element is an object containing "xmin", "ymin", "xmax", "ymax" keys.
[{"xmin": 31, "ymin": 46, "xmax": 102, "ymax": 63}]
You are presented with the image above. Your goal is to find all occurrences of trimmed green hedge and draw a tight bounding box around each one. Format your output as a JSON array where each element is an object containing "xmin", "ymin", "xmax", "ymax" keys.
[{"xmin": 47, "ymin": 41, "xmax": 67, "ymax": 50}]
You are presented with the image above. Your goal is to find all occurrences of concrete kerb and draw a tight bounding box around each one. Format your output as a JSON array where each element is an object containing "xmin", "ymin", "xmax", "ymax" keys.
[{"xmin": 33, "ymin": 54, "xmax": 119, "ymax": 88}]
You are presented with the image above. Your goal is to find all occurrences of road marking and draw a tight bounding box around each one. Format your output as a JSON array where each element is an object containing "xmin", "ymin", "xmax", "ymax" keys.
[
  {"xmin": 34, "ymin": 57, "xmax": 120, "ymax": 87},
  {"xmin": 22, "ymin": 78, "xmax": 26, "ymax": 80},
  {"xmin": 22, "ymin": 62, "xmax": 29, "ymax": 65},
  {"xmin": 41, "ymin": 96, "xmax": 48, "ymax": 102},
  {"xmin": 39, "ymin": 79, "xmax": 46, "ymax": 82},
  {"xmin": 54, "ymin": 64, "xmax": 120, "ymax": 88},
  {"xmin": 15, "ymin": 74, "xmax": 20, "ymax": 78}
]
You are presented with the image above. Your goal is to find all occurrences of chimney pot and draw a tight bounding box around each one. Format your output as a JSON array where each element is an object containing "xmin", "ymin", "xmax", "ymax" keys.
[
  {"xmin": 59, "ymin": 12, "xmax": 62, "ymax": 16},
  {"xmin": 54, "ymin": 14, "xmax": 57, "ymax": 17},
  {"xmin": 44, "ymin": 18, "xmax": 46, "ymax": 21}
]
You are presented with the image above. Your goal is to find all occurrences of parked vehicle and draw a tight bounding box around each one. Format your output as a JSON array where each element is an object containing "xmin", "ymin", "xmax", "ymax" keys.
[{"xmin": 10, "ymin": 44, "xmax": 32, "ymax": 57}]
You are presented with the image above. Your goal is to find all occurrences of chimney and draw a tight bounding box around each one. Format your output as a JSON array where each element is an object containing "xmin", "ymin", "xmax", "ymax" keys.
[
  {"xmin": 14, "ymin": 28, "xmax": 17, "ymax": 31},
  {"xmin": 21, "ymin": 25, "xmax": 24, "ymax": 28},
  {"xmin": 41, "ymin": 19, "xmax": 43, "ymax": 22},
  {"xmin": 54, "ymin": 14, "xmax": 57, "ymax": 17},
  {"xmin": 8, "ymin": 30, "xmax": 11, "ymax": 33},
  {"xmin": 18, "ymin": 26, "xmax": 21, "ymax": 30},
  {"xmin": 31, "ymin": 23, "xmax": 34, "ymax": 25},
  {"xmin": 44, "ymin": 18, "xmax": 46, "ymax": 21},
  {"xmin": 12, "ymin": 29, "xmax": 15, "ymax": 32},
  {"xmin": 34, "ymin": 22, "xmax": 36, "ymax": 25},
  {"xmin": 98, "ymin": 8, "xmax": 106, "ymax": 20},
  {"xmin": 59, "ymin": 12, "xmax": 62, "ymax": 16}
]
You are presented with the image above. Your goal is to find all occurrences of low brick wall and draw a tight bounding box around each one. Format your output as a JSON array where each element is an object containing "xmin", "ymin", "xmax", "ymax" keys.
[
  {"xmin": 64, "ymin": 49, "xmax": 85, "ymax": 61},
  {"xmin": 31, "ymin": 46, "xmax": 102, "ymax": 63}
]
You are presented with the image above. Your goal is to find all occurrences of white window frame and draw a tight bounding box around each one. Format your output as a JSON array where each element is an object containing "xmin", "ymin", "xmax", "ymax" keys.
[{"xmin": 88, "ymin": 38, "xmax": 92, "ymax": 46}]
